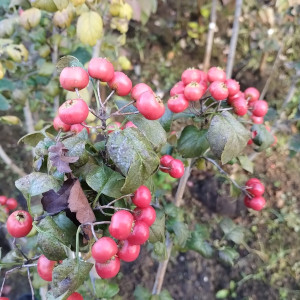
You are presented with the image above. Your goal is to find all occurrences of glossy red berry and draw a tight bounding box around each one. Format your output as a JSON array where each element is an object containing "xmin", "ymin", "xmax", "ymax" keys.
[
  {"xmin": 6, "ymin": 210, "xmax": 33, "ymax": 238},
  {"xmin": 53, "ymin": 115, "xmax": 71, "ymax": 132},
  {"xmin": 58, "ymin": 99, "xmax": 89, "ymax": 125},
  {"xmin": 59, "ymin": 67, "xmax": 89, "ymax": 91},
  {"xmin": 37, "ymin": 255, "xmax": 56, "ymax": 282},
  {"xmin": 92, "ymin": 237, "xmax": 118, "ymax": 263},
  {"xmin": 117, "ymin": 240, "xmax": 140, "ymax": 262},
  {"xmin": 88, "ymin": 57, "xmax": 114, "ymax": 82},
  {"xmin": 136, "ymin": 91, "xmax": 165, "ymax": 120},
  {"xmin": 6, "ymin": 198, "xmax": 17, "ymax": 210},
  {"xmin": 207, "ymin": 67, "xmax": 226, "ymax": 82},
  {"xmin": 127, "ymin": 221, "xmax": 149, "ymax": 245},
  {"xmin": 0, "ymin": 195, "xmax": 7, "ymax": 205},
  {"xmin": 0, "ymin": 297, "xmax": 10, "ymax": 300},
  {"xmin": 167, "ymin": 94, "xmax": 189, "ymax": 113},
  {"xmin": 246, "ymin": 178, "xmax": 265, "ymax": 197},
  {"xmin": 108, "ymin": 71, "xmax": 132, "ymax": 96},
  {"xmin": 252, "ymin": 100, "xmax": 268, "ymax": 117},
  {"xmin": 133, "ymin": 186, "xmax": 152, "ymax": 208},
  {"xmin": 244, "ymin": 87, "xmax": 260, "ymax": 103},
  {"xmin": 170, "ymin": 81, "xmax": 185, "ymax": 96},
  {"xmin": 134, "ymin": 206, "xmax": 156, "ymax": 227},
  {"xmin": 70, "ymin": 123, "xmax": 89, "ymax": 134},
  {"xmin": 159, "ymin": 154, "xmax": 174, "ymax": 173},
  {"xmin": 67, "ymin": 292, "xmax": 84, "ymax": 300},
  {"xmin": 227, "ymin": 91, "xmax": 243, "ymax": 106},
  {"xmin": 232, "ymin": 97, "xmax": 248, "ymax": 116},
  {"xmin": 181, "ymin": 68, "xmax": 203, "ymax": 85},
  {"xmin": 131, "ymin": 83, "xmax": 152, "ymax": 101},
  {"xmin": 251, "ymin": 115, "xmax": 264, "ymax": 124},
  {"xmin": 169, "ymin": 159, "xmax": 185, "ymax": 178},
  {"xmin": 184, "ymin": 82, "xmax": 205, "ymax": 101},
  {"xmin": 109, "ymin": 210, "xmax": 134, "ymax": 240},
  {"xmin": 95, "ymin": 257, "xmax": 120, "ymax": 279},
  {"xmin": 124, "ymin": 121, "xmax": 137, "ymax": 129},
  {"xmin": 209, "ymin": 81, "xmax": 229, "ymax": 101},
  {"xmin": 107, "ymin": 121, "xmax": 122, "ymax": 134},
  {"xmin": 244, "ymin": 196, "xmax": 266, "ymax": 211},
  {"xmin": 225, "ymin": 79, "xmax": 240, "ymax": 96}
]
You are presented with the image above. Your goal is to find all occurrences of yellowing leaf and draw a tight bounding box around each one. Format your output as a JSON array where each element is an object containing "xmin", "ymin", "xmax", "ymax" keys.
[
  {"xmin": 5, "ymin": 44, "xmax": 28, "ymax": 62},
  {"xmin": 20, "ymin": 8, "xmax": 41, "ymax": 30},
  {"xmin": 53, "ymin": 0, "xmax": 70, "ymax": 10},
  {"xmin": 31, "ymin": 0, "xmax": 58, "ymax": 12},
  {"xmin": 76, "ymin": 11, "xmax": 103, "ymax": 46},
  {"xmin": 0, "ymin": 18, "xmax": 17, "ymax": 37},
  {"xmin": 0, "ymin": 63, "xmax": 5, "ymax": 79},
  {"xmin": 118, "ymin": 55, "xmax": 132, "ymax": 70},
  {"xmin": 71, "ymin": 0, "xmax": 85, "ymax": 6},
  {"xmin": 53, "ymin": 6, "xmax": 73, "ymax": 28},
  {"xmin": 0, "ymin": 115, "xmax": 21, "ymax": 125}
]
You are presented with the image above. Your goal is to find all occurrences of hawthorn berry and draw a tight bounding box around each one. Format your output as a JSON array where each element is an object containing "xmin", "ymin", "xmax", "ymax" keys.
[
  {"xmin": 225, "ymin": 79, "xmax": 240, "ymax": 97},
  {"xmin": 244, "ymin": 196, "xmax": 266, "ymax": 211},
  {"xmin": 6, "ymin": 210, "xmax": 33, "ymax": 238},
  {"xmin": 181, "ymin": 68, "xmax": 203, "ymax": 85},
  {"xmin": 244, "ymin": 87, "xmax": 260, "ymax": 103},
  {"xmin": 167, "ymin": 94, "xmax": 189, "ymax": 113},
  {"xmin": 246, "ymin": 178, "xmax": 261, "ymax": 185},
  {"xmin": 107, "ymin": 121, "xmax": 122, "ymax": 134},
  {"xmin": 207, "ymin": 67, "xmax": 226, "ymax": 82},
  {"xmin": 0, "ymin": 298, "xmax": 9, "ymax": 300},
  {"xmin": 246, "ymin": 178, "xmax": 265, "ymax": 197},
  {"xmin": 0, "ymin": 195, "xmax": 7, "ymax": 205},
  {"xmin": 251, "ymin": 115, "xmax": 264, "ymax": 124},
  {"xmin": 169, "ymin": 159, "xmax": 185, "ymax": 178},
  {"xmin": 59, "ymin": 67, "xmax": 89, "ymax": 91},
  {"xmin": 232, "ymin": 97, "xmax": 248, "ymax": 116},
  {"xmin": 209, "ymin": 81, "xmax": 229, "ymax": 101},
  {"xmin": 159, "ymin": 154, "xmax": 174, "ymax": 173},
  {"xmin": 108, "ymin": 71, "xmax": 132, "ymax": 96},
  {"xmin": 70, "ymin": 123, "xmax": 89, "ymax": 134},
  {"xmin": 88, "ymin": 57, "xmax": 114, "ymax": 82},
  {"xmin": 58, "ymin": 99, "xmax": 89, "ymax": 125},
  {"xmin": 67, "ymin": 292, "xmax": 84, "ymax": 300},
  {"xmin": 252, "ymin": 100, "xmax": 268, "ymax": 117},
  {"xmin": 247, "ymin": 131, "xmax": 257, "ymax": 145},
  {"xmin": 133, "ymin": 186, "xmax": 152, "ymax": 208},
  {"xmin": 6, "ymin": 198, "xmax": 17, "ymax": 210},
  {"xmin": 53, "ymin": 115, "xmax": 71, "ymax": 132},
  {"xmin": 170, "ymin": 81, "xmax": 185, "ymax": 96},
  {"xmin": 117, "ymin": 240, "xmax": 140, "ymax": 262},
  {"xmin": 92, "ymin": 237, "xmax": 118, "ymax": 263},
  {"xmin": 37, "ymin": 255, "xmax": 56, "ymax": 282},
  {"xmin": 124, "ymin": 121, "xmax": 137, "ymax": 129},
  {"xmin": 95, "ymin": 256, "xmax": 120, "ymax": 279},
  {"xmin": 109, "ymin": 210, "xmax": 134, "ymax": 240},
  {"xmin": 184, "ymin": 82, "xmax": 205, "ymax": 101},
  {"xmin": 227, "ymin": 91, "xmax": 244, "ymax": 106},
  {"xmin": 136, "ymin": 91, "xmax": 165, "ymax": 120},
  {"xmin": 131, "ymin": 83, "xmax": 152, "ymax": 101},
  {"xmin": 127, "ymin": 221, "xmax": 150, "ymax": 245},
  {"xmin": 134, "ymin": 206, "xmax": 156, "ymax": 227}
]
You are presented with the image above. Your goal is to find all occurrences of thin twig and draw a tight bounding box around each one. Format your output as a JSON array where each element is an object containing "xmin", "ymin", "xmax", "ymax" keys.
[
  {"xmin": 75, "ymin": 88, "xmax": 81, "ymax": 98},
  {"xmin": 102, "ymin": 90, "xmax": 115, "ymax": 106},
  {"xmin": 27, "ymin": 268, "xmax": 35, "ymax": 300}
]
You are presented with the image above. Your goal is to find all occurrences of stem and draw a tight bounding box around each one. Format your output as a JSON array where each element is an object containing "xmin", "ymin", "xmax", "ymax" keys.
[
  {"xmin": 112, "ymin": 111, "xmax": 139, "ymax": 117},
  {"xmin": 152, "ymin": 159, "xmax": 192, "ymax": 295},
  {"xmin": 102, "ymin": 90, "xmax": 115, "ymax": 106},
  {"xmin": 226, "ymin": 0, "xmax": 243, "ymax": 78},
  {"xmin": 75, "ymin": 88, "xmax": 81, "ymax": 98},
  {"xmin": 75, "ymin": 225, "xmax": 81, "ymax": 262},
  {"xmin": 105, "ymin": 194, "xmax": 133, "ymax": 207},
  {"xmin": 27, "ymin": 268, "xmax": 34, "ymax": 300},
  {"xmin": 96, "ymin": 80, "xmax": 104, "ymax": 109},
  {"xmin": 203, "ymin": 0, "xmax": 217, "ymax": 72}
]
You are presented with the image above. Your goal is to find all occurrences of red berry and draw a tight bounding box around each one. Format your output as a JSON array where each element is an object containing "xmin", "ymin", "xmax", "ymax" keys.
[
  {"xmin": 184, "ymin": 82, "xmax": 205, "ymax": 101},
  {"xmin": 131, "ymin": 83, "xmax": 152, "ymax": 101},
  {"xmin": 92, "ymin": 237, "xmax": 118, "ymax": 263},
  {"xmin": 37, "ymin": 255, "xmax": 56, "ymax": 282},
  {"xmin": 6, "ymin": 198, "xmax": 17, "ymax": 210},
  {"xmin": 170, "ymin": 81, "xmax": 185, "ymax": 96},
  {"xmin": 59, "ymin": 67, "xmax": 89, "ymax": 91},
  {"xmin": 167, "ymin": 94, "xmax": 189, "ymax": 113},
  {"xmin": 169, "ymin": 159, "xmax": 185, "ymax": 178},
  {"xmin": 107, "ymin": 121, "xmax": 122, "ymax": 134},
  {"xmin": 67, "ymin": 292, "xmax": 84, "ymax": 300},
  {"xmin": 244, "ymin": 196, "xmax": 266, "ymax": 211},
  {"xmin": 70, "ymin": 123, "xmax": 90, "ymax": 134},
  {"xmin": 133, "ymin": 186, "xmax": 152, "ymax": 208},
  {"xmin": 159, "ymin": 154, "xmax": 174, "ymax": 173},
  {"xmin": 209, "ymin": 81, "xmax": 229, "ymax": 101},
  {"xmin": 134, "ymin": 206, "xmax": 156, "ymax": 227},
  {"xmin": 109, "ymin": 210, "xmax": 134, "ymax": 240},
  {"xmin": 127, "ymin": 221, "xmax": 149, "ymax": 245},
  {"xmin": 207, "ymin": 67, "xmax": 226, "ymax": 82},
  {"xmin": 0, "ymin": 298, "xmax": 10, "ymax": 300},
  {"xmin": 252, "ymin": 100, "xmax": 268, "ymax": 117},
  {"xmin": 136, "ymin": 91, "xmax": 165, "ymax": 120},
  {"xmin": 53, "ymin": 115, "xmax": 71, "ymax": 132},
  {"xmin": 244, "ymin": 87, "xmax": 260, "ymax": 103},
  {"xmin": 251, "ymin": 115, "xmax": 264, "ymax": 124},
  {"xmin": 95, "ymin": 257, "xmax": 120, "ymax": 279},
  {"xmin": 117, "ymin": 240, "xmax": 140, "ymax": 262},
  {"xmin": 246, "ymin": 178, "xmax": 261, "ymax": 185},
  {"xmin": 6, "ymin": 210, "xmax": 33, "ymax": 238},
  {"xmin": 246, "ymin": 179, "xmax": 265, "ymax": 197},
  {"xmin": 181, "ymin": 68, "xmax": 203, "ymax": 85},
  {"xmin": 88, "ymin": 57, "xmax": 114, "ymax": 82},
  {"xmin": 227, "ymin": 91, "xmax": 244, "ymax": 106},
  {"xmin": 0, "ymin": 196, "xmax": 7, "ymax": 205},
  {"xmin": 225, "ymin": 79, "xmax": 240, "ymax": 96},
  {"xmin": 247, "ymin": 131, "xmax": 257, "ymax": 145},
  {"xmin": 108, "ymin": 71, "xmax": 132, "ymax": 96},
  {"xmin": 232, "ymin": 97, "xmax": 248, "ymax": 116},
  {"xmin": 58, "ymin": 99, "xmax": 89, "ymax": 125},
  {"xmin": 124, "ymin": 121, "xmax": 137, "ymax": 129}
]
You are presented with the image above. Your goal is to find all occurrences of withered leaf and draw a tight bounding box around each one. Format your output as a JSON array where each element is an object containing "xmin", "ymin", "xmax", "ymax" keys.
[
  {"xmin": 48, "ymin": 142, "xmax": 79, "ymax": 173},
  {"xmin": 41, "ymin": 178, "xmax": 76, "ymax": 214}
]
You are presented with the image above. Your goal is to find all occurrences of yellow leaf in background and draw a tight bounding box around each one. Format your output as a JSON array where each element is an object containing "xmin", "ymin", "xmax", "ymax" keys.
[
  {"xmin": 66, "ymin": 87, "xmax": 90, "ymax": 105},
  {"xmin": 53, "ymin": 6, "xmax": 74, "ymax": 28},
  {"xmin": 0, "ymin": 18, "xmax": 17, "ymax": 38},
  {"xmin": 0, "ymin": 116, "xmax": 21, "ymax": 125},
  {"xmin": 119, "ymin": 3, "xmax": 133, "ymax": 20},
  {"xmin": 76, "ymin": 11, "xmax": 103, "ymax": 46},
  {"xmin": 5, "ymin": 44, "xmax": 28, "ymax": 62},
  {"xmin": 53, "ymin": 0, "xmax": 70, "ymax": 10},
  {"xmin": 118, "ymin": 56, "xmax": 132, "ymax": 71},
  {"xmin": 0, "ymin": 63, "xmax": 6, "ymax": 79},
  {"xmin": 31, "ymin": 0, "xmax": 58, "ymax": 12},
  {"xmin": 71, "ymin": 0, "xmax": 85, "ymax": 6},
  {"xmin": 20, "ymin": 8, "xmax": 41, "ymax": 30}
]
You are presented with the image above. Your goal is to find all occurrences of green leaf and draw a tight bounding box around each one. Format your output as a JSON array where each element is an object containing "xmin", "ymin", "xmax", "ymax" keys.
[
  {"xmin": 0, "ymin": 78, "xmax": 15, "ymax": 91},
  {"xmin": 149, "ymin": 210, "xmax": 165, "ymax": 243},
  {"xmin": 252, "ymin": 124, "xmax": 275, "ymax": 151},
  {"xmin": 63, "ymin": 129, "xmax": 88, "ymax": 157},
  {"xmin": 158, "ymin": 290, "xmax": 173, "ymax": 300},
  {"xmin": 289, "ymin": 134, "xmax": 300, "ymax": 152},
  {"xmin": 15, "ymin": 172, "xmax": 60, "ymax": 197},
  {"xmin": 167, "ymin": 221, "xmax": 189, "ymax": 247},
  {"xmin": 86, "ymin": 164, "xmax": 125, "ymax": 198},
  {"xmin": 56, "ymin": 55, "xmax": 84, "ymax": 75},
  {"xmin": 220, "ymin": 218, "xmax": 244, "ymax": 244},
  {"xmin": 94, "ymin": 279, "xmax": 119, "ymax": 298},
  {"xmin": 177, "ymin": 126, "xmax": 209, "ymax": 158},
  {"xmin": 216, "ymin": 289, "xmax": 230, "ymax": 299},
  {"xmin": 207, "ymin": 112, "xmax": 250, "ymax": 164},
  {"xmin": 106, "ymin": 128, "xmax": 159, "ymax": 194},
  {"xmin": 152, "ymin": 241, "xmax": 168, "ymax": 261},
  {"xmin": 0, "ymin": 94, "xmax": 10, "ymax": 111},
  {"xmin": 134, "ymin": 285, "xmax": 151, "ymax": 300},
  {"xmin": 159, "ymin": 105, "xmax": 173, "ymax": 132},
  {"xmin": 218, "ymin": 247, "xmax": 239, "ymax": 266},
  {"xmin": 18, "ymin": 131, "xmax": 46, "ymax": 147},
  {"xmin": 51, "ymin": 258, "xmax": 93, "ymax": 298},
  {"xmin": 237, "ymin": 156, "xmax": 253, "ymax": 173}
]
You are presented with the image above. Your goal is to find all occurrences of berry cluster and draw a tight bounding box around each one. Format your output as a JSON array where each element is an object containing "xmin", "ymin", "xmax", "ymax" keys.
[
  {"xmin": 0, "ymin": 196, "xmax": 18, "ymax": 214},
  {"xmin": 244, "ymin": 178, "xmax": 266, "ymax": 211},
  {"xmin": 92, "ymin": 185, "xmax": 156, "ymax": 279},
  {"xmin": 159, "ymin": 155, "xmax": 185, "ymax": 178}
]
